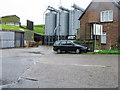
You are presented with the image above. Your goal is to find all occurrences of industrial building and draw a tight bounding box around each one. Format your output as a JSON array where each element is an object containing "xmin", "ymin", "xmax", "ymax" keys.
[
  {"xmin": 0, "ymin": 15, "xmax": 20, "ymax": 26},
  {"xmin": 44, "ymin": 4, "xmax": 84, "ymax": 45}
]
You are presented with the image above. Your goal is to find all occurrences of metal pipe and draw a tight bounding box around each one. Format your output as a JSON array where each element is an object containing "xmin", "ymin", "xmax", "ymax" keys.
[{"xmin": 58, "ymin": 11, "xmax": 60, "ymax": 40}]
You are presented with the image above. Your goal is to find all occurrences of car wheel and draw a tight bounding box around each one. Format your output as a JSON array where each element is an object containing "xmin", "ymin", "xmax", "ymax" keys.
[
  {"xmin": 57, "ymin": 49, "xmax": 61, "ymax": 54},
  {"xmin": 76, "ymin": 49, "xmax": 80, "ymax": 54}
]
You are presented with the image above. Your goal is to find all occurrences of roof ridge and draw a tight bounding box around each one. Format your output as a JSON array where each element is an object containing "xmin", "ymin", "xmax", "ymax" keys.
[
  {"xmin": 1, "ymin": 15, "xmax": 20, "ymax": 18},
  {"xmin": 79, "ymin": 0, "xmax": 120, "ymax": 20}
]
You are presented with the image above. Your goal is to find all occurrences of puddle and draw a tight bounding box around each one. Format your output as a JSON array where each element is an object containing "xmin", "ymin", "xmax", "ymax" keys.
[
  {"xmin": 25, "ymin": 78, "xmax": 38, "ymax": 81},
  {"xmin": 0, "ymin": 79, "xmax": 18, "ymax": 88},
  {"xmin": 0, "ymin": 80, "xmax": 10, "ymax": 85},
  {"xmin": 28, "ymin": 52, "xmax": 44, "ymax": 55}
]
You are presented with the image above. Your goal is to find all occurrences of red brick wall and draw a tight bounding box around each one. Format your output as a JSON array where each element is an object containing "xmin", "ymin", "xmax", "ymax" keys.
[{"xmin": 79, "ymin": 2, "xmax": 119, "ymax": 50}]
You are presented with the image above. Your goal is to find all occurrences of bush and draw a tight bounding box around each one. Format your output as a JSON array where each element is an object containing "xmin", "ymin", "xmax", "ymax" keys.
[
  {"xmin": 74, "ymin": 41, "xmax": 81, "ymax": 44},
  {"xmin": 85, "ymin": 40, "xmax": 93, "ymax": 44}
]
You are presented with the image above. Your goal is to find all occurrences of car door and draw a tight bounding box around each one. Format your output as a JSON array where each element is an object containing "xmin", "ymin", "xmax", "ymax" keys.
[
  {"xmin": 60, "ymin": 41, "xmax": 67, "ymax": 51},
  {"xmin": 66, "ymin": 41, "xmax": 74, "ymax": 51}
]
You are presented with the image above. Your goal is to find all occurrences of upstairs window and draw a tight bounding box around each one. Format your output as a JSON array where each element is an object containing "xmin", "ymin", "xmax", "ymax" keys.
[{"xmin": 100, "ymin": 10, "xmax": 113, "ymax": 22}]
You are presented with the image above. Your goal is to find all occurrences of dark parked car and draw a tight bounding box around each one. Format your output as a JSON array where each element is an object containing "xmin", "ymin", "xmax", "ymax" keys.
[{"xmin": 53, "ymin": 40, "xmax": 90, "ymax": 54}]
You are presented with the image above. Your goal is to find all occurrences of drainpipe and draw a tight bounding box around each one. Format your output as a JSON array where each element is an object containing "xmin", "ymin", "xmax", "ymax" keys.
[{"xmin": 85, "ymin": 23, "xmax": 87, "ymax": 41}]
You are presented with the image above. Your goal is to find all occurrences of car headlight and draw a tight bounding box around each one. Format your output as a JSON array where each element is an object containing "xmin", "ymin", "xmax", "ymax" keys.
[{"xmin": 88, "ymin": 48, "xmax": 90, "ymax": 50}]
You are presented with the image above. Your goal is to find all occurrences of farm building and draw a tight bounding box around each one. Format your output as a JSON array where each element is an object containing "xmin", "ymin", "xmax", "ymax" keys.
[
  {"xmin": 0, "ymin": 15, "xmax": 20, "ymax": 26},
  {"xmin": 24, "ymin": 31, "xmax": 43, "ymax": 47},
  {"xmin": 0, "ymin": 30, "xmax": 24, "ymax": 48},
  {"xmin": 0, "ymin": 30, "xmax": 44, "ymax": 48},
  {"xmin": 78, "ymin": 0, "xmax": 120, "ymax": 50}
]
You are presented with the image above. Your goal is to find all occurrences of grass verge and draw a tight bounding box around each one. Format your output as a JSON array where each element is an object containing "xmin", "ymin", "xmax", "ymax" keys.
[
  {"xmin": 98, "ymin": 50, "xmax": 120, "ymax": 54},
  {"xmin": 83, "ymin": 50, "xmax": 120, "ymax": 54}
]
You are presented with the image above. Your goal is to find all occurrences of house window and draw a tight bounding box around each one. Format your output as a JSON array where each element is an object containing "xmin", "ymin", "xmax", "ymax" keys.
[
  {"xmin": 100, "ymin": 10, "xmax": 113, "ymax": 22},
  {"xmin": 101, "ymin": 32, "xmax": 106, "ymax": 44}
]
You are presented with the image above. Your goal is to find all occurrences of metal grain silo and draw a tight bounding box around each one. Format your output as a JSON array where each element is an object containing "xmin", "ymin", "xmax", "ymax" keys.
[
  {"xmin": 69, "ymin": 4, "xmax": 84, "ymax": 36},
  {"xmin": 56, "ymin": 9, "xmax": 69, "ymax": 36},
  {"xmin": 45, "ymin": 11, "xmax": 56, "ymax": 35},
  {"xmin": 69, "ymin": 9, "xmax": 82, "ymax": 35}
]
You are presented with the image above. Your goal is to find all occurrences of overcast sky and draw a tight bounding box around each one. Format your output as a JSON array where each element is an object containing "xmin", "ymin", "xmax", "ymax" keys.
[{"xmin": 0, "ymin": 0, "xmax": 92, "ymax": 25}]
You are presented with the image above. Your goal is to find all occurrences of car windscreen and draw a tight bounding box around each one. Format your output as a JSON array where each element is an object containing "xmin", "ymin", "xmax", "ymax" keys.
[
  {"xmin": 54, "ymin": 41, "xmax": 60, "ymax": 45},
  {"xmin": 60, "ymin": 41, "xmax": 66, "ymax": 45},
  {"xmin": 66, "ymin": 41, "xmax": 73, "ymax": 45}
]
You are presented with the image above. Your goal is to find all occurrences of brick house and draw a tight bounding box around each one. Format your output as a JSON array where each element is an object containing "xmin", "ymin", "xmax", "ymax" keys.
[{"xmin": 78, "ymin": 0, "xmax": 120, "ymax": 50}]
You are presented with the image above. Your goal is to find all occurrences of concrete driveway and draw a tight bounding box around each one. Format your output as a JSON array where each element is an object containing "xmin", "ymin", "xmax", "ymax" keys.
[{"xmin": 0, "ymin": 46, "xmax": 118, "ymax": 88}]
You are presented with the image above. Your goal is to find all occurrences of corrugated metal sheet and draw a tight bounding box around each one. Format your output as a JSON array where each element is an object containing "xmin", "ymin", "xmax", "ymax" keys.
[
  {"xmin": 0, "ymin": 31, "xmax": 24, "ymax": 48},
  {"xmin": 8, "ymin": 41, "xmax": 14, "ymax": 47},
  {"xmin": 0, "ymin": 31, "xmax": 14, "ymax": 40},
  {"xmin": 15, "ymin": 32, "xmax": 24, "ymax": 47},
  {"xmin": 15, "ymin": 40, "xmax": 20, "ymax": 47},
  {"xmin": 0, "ymin": 31, "xmax": 15, "ymax": 48},
  {"xmin": 1, "ymin": 40, "xmax": 15, "ymax": 48},
  {"xmin": 15, "ymin": 32, "xmax": 21, "ymax": 47}
]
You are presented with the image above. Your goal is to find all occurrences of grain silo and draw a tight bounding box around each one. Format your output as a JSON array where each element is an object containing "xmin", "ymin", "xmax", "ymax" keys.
[
  {"xmin": 45, "ymin": 12, "xmax": 57, "ymax": 35},
  {"xmin": 56, "ymin": 6, "xmax": 69, "ymax": 36},
  {"xmin": 44, "ymin": 6, "xmax": 58, "ymax": 45},
  {"xmin": 69, "ymin": 4, "xmax": 84, "ymax": 36}
]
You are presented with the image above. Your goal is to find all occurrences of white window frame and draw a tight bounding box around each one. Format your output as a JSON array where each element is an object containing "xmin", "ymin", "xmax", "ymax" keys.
[
  {"xmin": 100, "ymin": 10, "xmax": 113, "ymax": 22},
  {"xmin": 93, "ymin": 24, "xmax": 103, "ymax": 35},
  {"xmin": 101, "ymin": 32, "xmax": 106, "ymax": 44}
]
